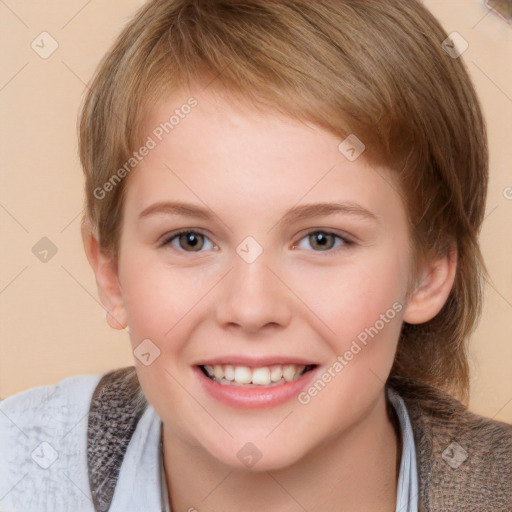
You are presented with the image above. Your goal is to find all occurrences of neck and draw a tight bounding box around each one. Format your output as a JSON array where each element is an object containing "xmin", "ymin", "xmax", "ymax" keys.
[{"xmin": 162, "ymin": 389, "xmax": 400, "ymax": 512}]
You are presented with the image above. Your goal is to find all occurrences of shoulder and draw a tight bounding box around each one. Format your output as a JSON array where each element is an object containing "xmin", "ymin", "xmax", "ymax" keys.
[
  {"xmin": 0, "ymin": 372, "xmax": 104, "ymax": 443},
  {"xmin": 0, "ymin": 372, "xmax": 103, "ymax": 418},
  {"xmin": 388, "ymin": 376, "xmax": 512, "ymax": 512},
  {"xmin": 0, "ymin": 372, "xmax": 104, "ymax": 512}
]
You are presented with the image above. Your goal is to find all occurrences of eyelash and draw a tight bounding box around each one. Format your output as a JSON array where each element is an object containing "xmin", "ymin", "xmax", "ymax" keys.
[{"xmin": 160, "ymin": 229, "xmax": 355, "ymax": 255}]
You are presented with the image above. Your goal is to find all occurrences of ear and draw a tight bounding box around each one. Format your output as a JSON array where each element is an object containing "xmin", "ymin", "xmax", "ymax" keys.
[
  {"xmin": 81, "ymin": 216, "xmax": 127, "ymax": 330},
  {"xmin": 402, "ymin": 246, "xmax": 457, "ymax": 324}
]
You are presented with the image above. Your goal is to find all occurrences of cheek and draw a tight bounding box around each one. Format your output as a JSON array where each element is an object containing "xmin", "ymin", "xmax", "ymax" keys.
[
  {"xmin": 119, "ymin": 253, "xmax": 208, "ymax": 340},
  {"xmin": 293, "ymin": 254, "xmax": 407, "ymax": 430},
  {"xmin": 291, "ymin": 251, "xmax": 408, "ymax": 349}
]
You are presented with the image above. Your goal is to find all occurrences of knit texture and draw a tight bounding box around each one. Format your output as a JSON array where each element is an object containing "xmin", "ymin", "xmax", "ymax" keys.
[
  {"xmin": 87, "ymin": 368, "xmax": 512, "ymax": 511},
  {"xmin": 389, "ymin": 375, "xmax": 512, "ymax": 512},
  {"xmin": 87, "ymin": 369, "xmax": 148, "ymax": 512}
]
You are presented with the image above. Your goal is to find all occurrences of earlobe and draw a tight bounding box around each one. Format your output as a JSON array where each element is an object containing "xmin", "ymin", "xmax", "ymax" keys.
[
  {"xmin": 106, "ymin": 306, "xmax": 128, "ymax": 330},
  {"xmin": 81, "ymin": 216, "xmax": 128, "ymax": 330},
  {"xmin": 402, "ymin": 246, "xmax": 457, "ymax": 324}
]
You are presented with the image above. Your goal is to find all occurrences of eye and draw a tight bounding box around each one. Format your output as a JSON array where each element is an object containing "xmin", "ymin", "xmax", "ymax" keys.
[
  {"xmin": 160, "ymin": 229, "xmax": 353, "ymax": 254},
  {"xmin": 293, "ymin": 230, "xmax": 353, "ymax": 253},
  {"xmin": 161, "ymin": 230, "xmax": 216, "ymax": 252}
]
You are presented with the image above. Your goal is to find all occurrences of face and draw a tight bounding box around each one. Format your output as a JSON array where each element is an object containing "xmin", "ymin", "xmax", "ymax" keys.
[{"xmin": 113, "ymin": 87, "xmax": 414, "ymax": 470}]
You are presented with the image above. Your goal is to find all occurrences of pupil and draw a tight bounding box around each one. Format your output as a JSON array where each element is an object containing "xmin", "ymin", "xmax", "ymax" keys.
[
  {"xmin": 182, "ymin": 232, "xmax": 202, "ymax": 250},
  {"xmin": 312, "ymin": 232, "xmax": 331, "ymax": 250}
]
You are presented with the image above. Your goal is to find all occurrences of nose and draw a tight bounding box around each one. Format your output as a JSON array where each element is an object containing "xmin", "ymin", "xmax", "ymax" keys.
[{"xmin": 215, "ymin": 252, "xmax": 293, "ymax": 335}]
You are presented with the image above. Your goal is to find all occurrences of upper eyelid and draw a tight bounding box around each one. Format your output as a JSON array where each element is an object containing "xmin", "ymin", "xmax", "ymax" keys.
[{"xmin": 161, "ymin": 228, "xmax": 213, "ymax": 244}]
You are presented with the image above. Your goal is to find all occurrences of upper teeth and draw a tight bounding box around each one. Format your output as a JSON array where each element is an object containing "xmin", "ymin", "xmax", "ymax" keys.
[{"xmin": 203, "ymin": 364, "xmax": 307, "ymax": 386}]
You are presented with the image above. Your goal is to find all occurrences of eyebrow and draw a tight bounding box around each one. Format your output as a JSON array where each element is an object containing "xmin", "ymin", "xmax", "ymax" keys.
[{"xmin": 137, "ymin": 200, "xmax": 379, "ymax": 226}]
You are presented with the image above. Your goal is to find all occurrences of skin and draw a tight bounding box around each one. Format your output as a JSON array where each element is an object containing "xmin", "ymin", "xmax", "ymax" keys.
[{"xmin": 83, "ymin": 86, "xmax": 456, "ymax": 512}]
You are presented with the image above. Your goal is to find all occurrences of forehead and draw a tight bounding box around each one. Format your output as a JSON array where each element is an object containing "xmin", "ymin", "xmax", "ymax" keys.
[
  {"xmin": 125, "ymin": 87, "xmax": 405, "ymax": 227},
  {"xmin": 141, "ymin": 87, "xmax": 340, "ymax": 167}
]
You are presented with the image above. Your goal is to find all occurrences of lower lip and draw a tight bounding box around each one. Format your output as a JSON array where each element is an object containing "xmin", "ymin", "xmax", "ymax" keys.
[{"xmin": 194, "ymin": 365, "xmax": 320, "ymax": 409}]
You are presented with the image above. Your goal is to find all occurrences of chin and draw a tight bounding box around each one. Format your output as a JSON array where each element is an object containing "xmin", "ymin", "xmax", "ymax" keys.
[{"xmin": 203, "ymin": 438, "xmax": 309, "ymax": 473}]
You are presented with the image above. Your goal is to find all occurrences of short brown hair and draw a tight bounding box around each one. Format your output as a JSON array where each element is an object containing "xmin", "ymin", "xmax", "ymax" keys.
[{"xmin": 79, "ymin": 0, "xmax": 488, "ymax": 403}]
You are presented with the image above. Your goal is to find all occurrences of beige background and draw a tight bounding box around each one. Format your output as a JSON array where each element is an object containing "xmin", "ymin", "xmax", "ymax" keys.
[{"xmin": 0, "ymin": 0, "xmax": 511, "ymax": 422}]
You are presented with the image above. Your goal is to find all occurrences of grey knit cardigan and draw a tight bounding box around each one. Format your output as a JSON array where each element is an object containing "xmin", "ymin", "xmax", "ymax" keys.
[{"xmin": 87, "ymin": 367, "xmax": 512, "ymax": 512}]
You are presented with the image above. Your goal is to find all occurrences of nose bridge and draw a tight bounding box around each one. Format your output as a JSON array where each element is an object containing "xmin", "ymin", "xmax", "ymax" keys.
[{"xmin": 215, "ymin": 243, "xmax": 292, "ymax": 332}]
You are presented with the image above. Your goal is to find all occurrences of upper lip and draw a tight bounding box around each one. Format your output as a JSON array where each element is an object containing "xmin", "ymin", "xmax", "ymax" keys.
[{"xmin": 195, "ymin": 356, "xmax": 318, "ymax": 368}]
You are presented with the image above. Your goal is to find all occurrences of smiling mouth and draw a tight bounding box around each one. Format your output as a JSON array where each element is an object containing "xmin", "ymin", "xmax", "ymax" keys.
[{"xmin": 198, "ymin": 363, "xmax": 317, "ymax": 387}]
